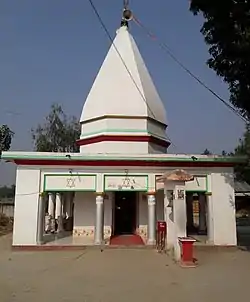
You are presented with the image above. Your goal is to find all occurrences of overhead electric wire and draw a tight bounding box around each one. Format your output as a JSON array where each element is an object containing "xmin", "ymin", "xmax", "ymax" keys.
[
  {"xmin": 87, "ymin": 0, "xmax": 181, "ymax": 153},
  {"xmin": 87, "ymin": 0, "xmax": 156, "ymax": 120},
  {"xmin": 132, "ymin": 15, "xmax": 248, "ymax": 124}
]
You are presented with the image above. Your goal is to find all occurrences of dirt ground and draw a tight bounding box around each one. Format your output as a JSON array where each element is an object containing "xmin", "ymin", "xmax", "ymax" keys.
[{"xmin": 1, "ymin": 234, "xmax": 250, "ymax": 302}]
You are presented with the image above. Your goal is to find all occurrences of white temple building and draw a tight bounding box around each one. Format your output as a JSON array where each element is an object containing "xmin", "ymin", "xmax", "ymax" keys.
[{"xmin": 2, "ymin": 12, "xmax": 242, "ymax": 251}]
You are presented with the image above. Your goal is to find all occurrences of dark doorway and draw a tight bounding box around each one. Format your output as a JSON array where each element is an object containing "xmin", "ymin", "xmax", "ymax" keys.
[
  {"xmin": 186, "ymin": 192, "xmax": 207, "ymax": 235},
  {"xmin": 114, "ymin": 191, "xmax": 137, "ymax": 235}
]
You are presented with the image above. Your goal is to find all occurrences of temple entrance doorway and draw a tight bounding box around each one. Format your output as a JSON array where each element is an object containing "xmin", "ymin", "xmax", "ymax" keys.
[
  {"xmin": 186, "ymin": 192, "xmax": 207, "ymax": 236},
  {"xmin": 114, "ymin": 191, "xmax": 137, "ymax": 235}
]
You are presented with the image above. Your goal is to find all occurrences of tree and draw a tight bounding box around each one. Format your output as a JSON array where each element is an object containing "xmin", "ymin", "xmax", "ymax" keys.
[
  {"xmin": 221, "ymin": 150, "xmax": 228, "ymax": 156},
  {"xmin": 0, "ymin": 185, "xmax": 15, "ymax": 199},
  {"xmin": 32, "ymin": 104, "xmax": 81, "ymax": 152},
  {"xmin": 233, "ymin": 125, "xmax": 250, "ymax": 183},
  {"xmin": 221, "ymin": 150, "xmax": 234, "ymax": 156},
  {"xmin": 190, "ymin": 0, "xmax": 250, "ymax": 119},
  {"xmin": 202, "ymin": 148, "xmax": 212, "ymax": 155},
  {"xmin": 0, "ymin": 125, "xmax": 14, "ymax": 158}
]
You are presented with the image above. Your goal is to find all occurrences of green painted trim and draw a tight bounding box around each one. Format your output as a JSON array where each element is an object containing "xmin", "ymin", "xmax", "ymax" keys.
[
  {"xmin": 156, "ymin": 174, "xmax": 208, "ymax": 192},
  {"xmin": 79, "ymin": 128, "xmax": 167, "ymax": 141},
  {"xmin": 1, "ymin": 152, "xmax": 245, "ymax": 164},
  {"xmin": 103, "ymin": 174, "xmax": 149, "ymax": 192},
  {"xmin": 43, "ymin": 173, "xmax": 97, "ymax": 192}
]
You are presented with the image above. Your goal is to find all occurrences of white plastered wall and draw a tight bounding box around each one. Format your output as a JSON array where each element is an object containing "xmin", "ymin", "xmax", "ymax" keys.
[
  {"xmin": 13, "ymin": 166, "xmax": 41, "ymax": 246},
  {"xmin": 73, "ymin": 192, "xmax": 96, "ymax": 237},
  {"xmin": 73, "ymin": 191, "xmax": 112, "ymax": 239},
  {"xmin": 210, "ymin": 169, "xmax": 237, "ymax": 245},
  {"xmin": 12, "ymin": 164, "xmax": 237, "ymax": 246},
  {"xmin": 162, "ymin": 168, "xmax": 237, "ymax": 247},
  {"xmin": 80, "ymin": 141, "xmax": 150, "ymax": 154}
]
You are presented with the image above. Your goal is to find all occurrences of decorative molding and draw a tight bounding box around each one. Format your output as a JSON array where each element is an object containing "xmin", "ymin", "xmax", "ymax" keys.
[
  {"xmin": 76, "ymin": 134, "xmax": 170, "ymax": 148},
  {"xmin": 73, "ymin": 227, "xmax": 94, "ymax": 237},
  {"xmin": 80, "ymin": 114, "xmax": 168, "ymax": 128},
  {"xmin": 43, "ymin": 174, "xmax": 97, "ymax": 192},
  {"xmin": 80, "ymin": 128, "xmax": 167, "ymax": 141},
  {"xmin": 104, "ymin": 226, "xmax": 112, "ymax": 238},
  {"xmin": 104, "ymin": 174, "xmax": 148, "ymax": 191},
  {"xmin": 73, "ymin": 226, "xmax": 111, "ymax": 238},
  {"xmin": 95, "ymin": 192, "xmax": 105, "ymax": 196},
  {"xmin": 146, "ymin": 191, "xmax": 156, "ymax": 195},
  {"xmin": 2, "ymin": 152, "xmax": 244, "ymax": 163},
  {"xmin": 157, "ymin": 169, "xmax": 194, "ymax": 182},
  {"xmin": 137, "ymin": 226, "xmax": 147, "ymax": 238},
  {"xmin": 4, "ymin": 154, "xmax": 241, "ymax": 168}
]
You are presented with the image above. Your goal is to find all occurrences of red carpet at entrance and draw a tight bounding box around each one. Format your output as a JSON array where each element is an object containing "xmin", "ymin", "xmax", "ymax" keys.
[{"xmin": 109, "ymin": 234, "xmax": 145, "ymax": 246}]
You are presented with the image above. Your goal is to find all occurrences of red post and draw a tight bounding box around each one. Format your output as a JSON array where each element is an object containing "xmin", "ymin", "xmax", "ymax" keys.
[
  {"xmin": 178, "ymin": 237, "xmax": 197, "ymax": 267},
  {"xmin": 156, "ymin": 221, "xmax": 166, "ymax": 252}
]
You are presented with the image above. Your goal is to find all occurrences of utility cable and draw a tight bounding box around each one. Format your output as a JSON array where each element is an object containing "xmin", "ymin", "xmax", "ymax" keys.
[
  {"xmin": 132, "ymin": 15, "xmax": 248, "ymax": 124},
  {"xmin": 87, "ymin": 0, "xmax": 157, "ymax": 121}
]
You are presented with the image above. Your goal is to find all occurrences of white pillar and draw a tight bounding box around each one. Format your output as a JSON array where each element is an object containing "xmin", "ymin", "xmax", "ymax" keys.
[
  {"xmin": 173, "ymin": 183, "xmax": 186, "ymax": 261},
  {"xmin": 55, "ymin": 193, "xmax": 63, "ymax": 232},
  {"xmin": 37, "ymin": 194, "xmax": 45, "ymax": 245},
  {"xmin": 147, "ymin": 193, "xmax": 156, "ymax": 245},
  {"xmin": 206, "ymin": 193, "xmax": 214, "ymax": 244},
  {"xmin": 48, "ymin": 193, "xmax": 55, "ymax": 218},
  {"xmin": 164, "ymin": 189, "xmax": 175, "ymax": 248},
  {"xmin": 94, "ymin": 194, "xmax": 104, "ymax": 245}
]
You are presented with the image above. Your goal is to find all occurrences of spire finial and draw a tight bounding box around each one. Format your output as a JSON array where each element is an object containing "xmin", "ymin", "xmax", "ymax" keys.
[{"xmin": 121, "ymin": 0, "xmax": 133, "ymax": 28}]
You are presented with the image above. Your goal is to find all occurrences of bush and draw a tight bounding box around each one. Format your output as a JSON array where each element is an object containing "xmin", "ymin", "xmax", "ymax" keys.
[{"xmin": 0, "ymin": 213, "xmax": 12, "ymax": 227}]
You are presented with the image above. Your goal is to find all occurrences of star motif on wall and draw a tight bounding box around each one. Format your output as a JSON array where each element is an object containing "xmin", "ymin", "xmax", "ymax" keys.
[
  {"xmin": 122, "ymin": 177, "xmax": 136, "ymax": 189},
  {"xmin": 66, "ymin": 177, "xmax": 76, "ymax": 188}
]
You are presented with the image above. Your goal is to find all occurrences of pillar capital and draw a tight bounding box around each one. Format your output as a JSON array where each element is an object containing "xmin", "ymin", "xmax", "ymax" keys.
[
  {"xmin": 147, "ymin": 194, "xmax": 156, "ymax": 206},
  {"xmin": 39, "ymin": 192, "xmax": 47, "ymax": 197},
  {"xmin": 95, "ymin": 192, "xmax": 104, "ymax": 196},
  {"xmin": 96, "ymin": 194, "xmax": 104, "ymax": 204},
  {"xmin": 146, "ymin": 191, "xmax": 156, "ymax": 196}
]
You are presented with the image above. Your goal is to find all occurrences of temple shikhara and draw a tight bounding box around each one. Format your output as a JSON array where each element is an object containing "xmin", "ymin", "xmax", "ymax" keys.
[{"xmin": 2, "ymin": 6, "xmax": 242, "ymax": 258}]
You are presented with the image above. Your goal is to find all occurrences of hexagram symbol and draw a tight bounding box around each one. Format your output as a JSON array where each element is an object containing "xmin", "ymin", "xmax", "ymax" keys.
[{"xmin": 66, "ymin": 177, "xmax": 76, "ymax": 188}]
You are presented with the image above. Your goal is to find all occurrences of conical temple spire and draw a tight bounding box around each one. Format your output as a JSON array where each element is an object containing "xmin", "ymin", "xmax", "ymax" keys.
[{"xmin": 78, "ymin": 15, "xmax": 170, "ymax": 154}]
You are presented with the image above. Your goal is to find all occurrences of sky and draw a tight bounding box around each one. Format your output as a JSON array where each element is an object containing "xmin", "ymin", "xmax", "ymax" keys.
[{"xmin": 0, "ymin": 0, "xmax": 245, "ymax": 186}]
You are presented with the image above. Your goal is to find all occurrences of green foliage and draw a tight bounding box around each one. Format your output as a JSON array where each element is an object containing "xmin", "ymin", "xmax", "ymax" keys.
[
  {"xmin": 190, "ymin": 0, "xmax": 250, "ymax": 119},
  {"xmin": 31, "ymin": 104, "xmax": 81, "ymax": 152},
  {"xmin": 0, "ymin": 185, "xmax": 15, "ymax": 199},
  {"xmin": 0, "ymin": 125, "xmax": 14, "ymax": 156},
  {"xmin": 233, "ymin": 125, "xmax": 250, "ymax": 182}
]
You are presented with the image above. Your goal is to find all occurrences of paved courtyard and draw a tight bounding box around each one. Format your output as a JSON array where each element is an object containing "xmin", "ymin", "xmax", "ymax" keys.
[{"xmin": 1, "ymin": 234, "xmax": 250, "ymax": 302}]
